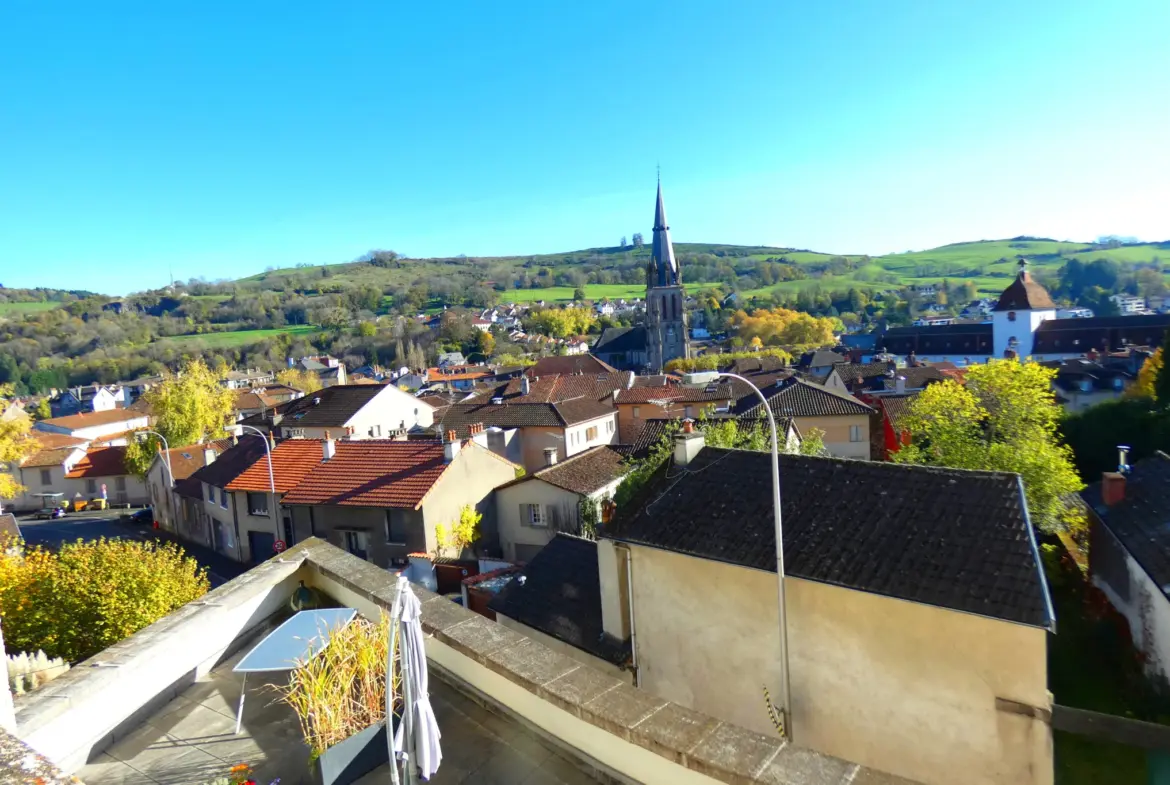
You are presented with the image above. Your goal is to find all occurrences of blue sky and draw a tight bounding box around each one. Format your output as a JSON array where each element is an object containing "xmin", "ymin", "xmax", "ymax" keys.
[{"xmin": 2, "ymin": 0, "xmax": 1168, "ymax": 294}]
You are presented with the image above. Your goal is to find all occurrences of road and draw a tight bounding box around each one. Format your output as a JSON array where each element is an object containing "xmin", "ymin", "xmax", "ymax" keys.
[{"xmin": 15, "ymin": 509, "xmax": 246, "ymax": 587}]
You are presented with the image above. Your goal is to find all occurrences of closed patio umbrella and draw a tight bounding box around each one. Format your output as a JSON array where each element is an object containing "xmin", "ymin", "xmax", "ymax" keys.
[{"xmin": 389, "ymin": 576, "xmax": 442, "ymax": 783}]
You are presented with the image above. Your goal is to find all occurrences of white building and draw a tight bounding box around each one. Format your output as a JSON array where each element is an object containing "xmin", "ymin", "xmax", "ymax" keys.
[{"xmin": 1111, "ymin": 294, "xmax": 1147, "ymax": 315}]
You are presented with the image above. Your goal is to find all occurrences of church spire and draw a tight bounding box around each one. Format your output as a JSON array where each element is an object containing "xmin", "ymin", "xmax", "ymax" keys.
[{"xmin": 650, "ymin": 180, "xmax": 679, "ymax": 286}]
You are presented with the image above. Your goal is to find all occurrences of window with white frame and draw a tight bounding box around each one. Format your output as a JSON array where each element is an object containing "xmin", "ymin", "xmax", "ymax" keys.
[
  {"xmin": 521, "ymin": 503, "xmax": 546, "ymax": 527},
  {"xmin": 606, "ymin": 420, "xmax": 614, "ymax": 434},
  {"xmin": 247, "ymin": 492, "xmax": 269, "ymax": 516},
  {"xmin": 207, "ymin": 483, "xmax": 215, "ymax": 502},
  {"xmin": 220, "ymin": 489, "xmax": 229, "ymax": 509},
  {"xmin": 633, "ymin": 406, "xmax": 641, "ymax": 419},
  {"xmin": 849, "ymin": 424, "xmax": 862, "ymax": 442},
  {"xmin": 585, "ymin": 425, "xmax": 599, "ymax": 441},
  {"xmin": 342, "ymin": 530, "xmax": 369, "ymax": 560}
]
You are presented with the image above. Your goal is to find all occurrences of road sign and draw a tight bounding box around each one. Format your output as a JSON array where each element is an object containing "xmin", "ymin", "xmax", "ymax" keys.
[{"xmin": 273, "ymin": 540, "xmax": 287, "ymax": 553}]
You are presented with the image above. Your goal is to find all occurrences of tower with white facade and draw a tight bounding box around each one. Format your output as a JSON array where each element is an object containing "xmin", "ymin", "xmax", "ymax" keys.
[{"xmin": 992, "ymin": 259, "xmax": 1056, "ymax": 359}]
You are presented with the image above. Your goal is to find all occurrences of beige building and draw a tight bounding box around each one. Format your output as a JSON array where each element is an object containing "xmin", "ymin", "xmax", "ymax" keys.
[
  {"xmin": 146, "ymin": 440, "xmax": 232, "ymax": 541},
  {"xmin": 10, "ymin": 433, "xmax": 88, "ymax": 511},
  {"xmin": 494, "ymin": 446, "xmax": 628, "ymax": 562},
  {"xmin": 613, "ymin": 383, "xmax": 734, "ymax": 442},
  {"xmin": 238, "ymin": 383, "xmax": 435, "ymax": 441},
  {"xmin": 281, "ymin": 437, "xmax": 518, "ymax": 567},
  {"xmin": 731, "ymin": 378, "xmax": 872, "ymax": 459},
  {"xmin": 589, "ymin": 430, "xmax": 1054, "ymax": 785}
]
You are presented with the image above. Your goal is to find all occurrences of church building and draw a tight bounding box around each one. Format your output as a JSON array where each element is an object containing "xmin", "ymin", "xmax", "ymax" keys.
[
  {"xmin": 878, "ymin": 259, "xmax": 1170, "ymax": 364},
  {"xmin": 593, "ymin": 182, "xmax": 690, "ymax": 372}
]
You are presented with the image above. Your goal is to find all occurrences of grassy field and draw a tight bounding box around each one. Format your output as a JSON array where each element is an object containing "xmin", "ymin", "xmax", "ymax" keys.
[
  {"xmin": 504, "ymin": 284, "xmax": 648, "ymax": 304},
  {"xmin": 161, "ymin": 325, "xmax": 318, "ymax": 348},
  {"xmin": 0, "ymin": 301, "xmax": 60, "ymax": 316}
]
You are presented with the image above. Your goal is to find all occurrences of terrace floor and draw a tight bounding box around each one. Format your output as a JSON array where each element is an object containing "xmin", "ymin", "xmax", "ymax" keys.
[{"xmin": 78, "ymin": 639, "xmax": 599, "ymax": 785}]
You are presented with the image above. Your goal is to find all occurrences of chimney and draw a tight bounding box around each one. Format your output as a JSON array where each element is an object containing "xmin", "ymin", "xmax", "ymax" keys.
[
  {"xmin": 203, "ymin": 447, "xmax": 217, "ymax": 467},
  {"xmin": 323, "ymin": 431, "xmax": 336, "ymax": 461},
  {"xmin": 443, "ymin": 430, "xmax": 461, "ymax": 463},
  {"xmin": 674, "ymin": 422, "xmax": 706, "ymax": 467},
  {"xmin": 520, "ymin": 377, "xmax": 530, "ymax": 396},
  {"xmin": 543, "ymin": 447, "xmax": 558, "ymax": 467},
  {"xmin": 896, "ymin": 375, "xmax": 906, "ymax": 394},
  {"xmin": 268, "ymin": 431, "xmax": 276, "ymax": 450},
  {"xmin": 1102, "ymin": 472, "xmax": 1126, "ymax": 506}
]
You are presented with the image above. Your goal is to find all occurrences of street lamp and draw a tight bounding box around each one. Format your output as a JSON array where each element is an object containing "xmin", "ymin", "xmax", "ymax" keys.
[
  {"xmin": 137, "ymin": 430, "xmax": 173, "ymax": 487},
  {"xmin": 237, "ymin": 424, "xmax": 277, "ymax": 540},
  {"xmin": 715, "ymin": 372, "xmax": 793, "ymax": 738}
]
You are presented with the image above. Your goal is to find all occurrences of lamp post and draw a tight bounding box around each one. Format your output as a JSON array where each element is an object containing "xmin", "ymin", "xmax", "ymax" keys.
[
  {"xmin": 717, "ymin": 372, "xmax": 793, "ymax": 738},
  {"xmin": 138, "ymin": 430, "xmax": 173, "ymax": 487},
  {"xmin": 238, "ymin": 425, "xmax": 277, "ymax": 545}
]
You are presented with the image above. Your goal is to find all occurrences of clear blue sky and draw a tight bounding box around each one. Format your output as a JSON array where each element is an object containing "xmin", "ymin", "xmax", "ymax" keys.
[{"xmin": 2, "ymin": 1, "xmax": 1168, "ymax": 295}]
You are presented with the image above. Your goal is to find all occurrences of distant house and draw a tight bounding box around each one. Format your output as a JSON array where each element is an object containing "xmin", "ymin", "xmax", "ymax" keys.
[
  {"xmin": 50, "ymin": 385, "xmax": 125, "ymax": 417},
  {"xmin": 1111, "ymin": 294, "xmax": 1146, "ymax": 315},
  {"xmin": 280, "ymin": 438, "xmax": 517, "ymax": 567},
  {"xmin": 731, "ymin": 377, "xmax": 873, "ymax": 459},
  {"xmin": 1084, "ymin": 452, "xmax": 1170, "ymax": 680},
  {"xmin": 863, "ymin": 391, "xmax": 920, "ymax": 460},
  {"xmin": 10, "ymin": 432, "xmax": 89, "ymax": 511},
  {"xmin": 293, "ymin": 356, "xmax": 347, "ymax": 387},
  {"xmin": 613, "ymin": 383, "xmax": 734, "ymax": 441},
  {"xmin": 494, "ymin": 446, "xmax": 629, "ymax": 562},
  {"xmin": 35, "ymin": 408, "xmax": 150, "ymax": 444},
  {"xmin": 64, "ymin": 446, "xmax": 147, "ymax": 507},
  {"xmin": 238, "ymin": 384, "xmax": 435, "ymax": 440},
  {"xmin": 591, "ymin": 326, "xmax": 648, "ymax": 370},
  {"xmin": 221, "ymin": 368, "xmax": 276, "ymax": 390},
  {"xmin": 146, "ymin": 439, "xmax": 232, "ymax": 546},
  {"xmin": 1042, "ymin": 357, "xmax": 1133, "ymax": 412},
  {"xmin": 796, "ymin": 349, "xmax": 850, "ymax": 377}
]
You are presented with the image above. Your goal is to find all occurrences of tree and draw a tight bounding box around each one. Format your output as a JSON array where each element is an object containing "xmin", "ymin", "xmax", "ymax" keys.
[
  {"xmin": 434, "ymin": 505, "xmax": 483, "ymax": 558},
  {"xmin": 277, "ymin": 367, "xmax": 323, "ymax": 395},
  {"xmin": 632, "ymin": 233, "xmax": 644, "ymax": 247},
  {"xmin": 0, "ymin": 538, "xmax": 207, "ymax": 662},
  {"xmin": 892, "ymin": 361, "xmax": 1083, "ymax": 534},
  {"xmin": 357, "ymin": 320, "xmax": 377, "ymax": 338},
  {"xmin": 474, "ymin": 329, "xmax": 496, "ymax": 357},
  {"xmin": 572, "ymin": 287, "xmax": 586, "ymax": 302},
  {"xmin": 124, "ymin": 360, "xmax": 237, "ymax": 476},
  {"xmin": 0, "ymin": 388, "xmax": 35, "ymax": 503},
  {"xmin": 31, "ymin": 399, "xmax": 51, "ymax": 421},
  {"xmin": 730, "ymin": 307, "xmax": 836, "ymax": 348},
  {"xmin": 1129, "ymin": 348, "xmax": 1163, "ymax": 401},
  {"xmin": 620, "ymin": 236, "xmax": 628, "ymax": 248}
]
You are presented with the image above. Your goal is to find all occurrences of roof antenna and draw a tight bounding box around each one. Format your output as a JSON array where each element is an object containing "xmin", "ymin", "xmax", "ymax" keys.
[{"xmin": 1118, "ymin": 445, "xmax": 1131, "ymax": 474}]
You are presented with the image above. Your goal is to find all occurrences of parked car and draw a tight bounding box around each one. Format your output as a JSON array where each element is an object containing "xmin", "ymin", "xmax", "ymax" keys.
[{"xmin": 35, "ymin": 507, "xmax": 65, "ymax": 520}]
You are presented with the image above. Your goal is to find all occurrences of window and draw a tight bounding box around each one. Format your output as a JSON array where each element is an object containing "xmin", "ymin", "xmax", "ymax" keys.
[
  {"xmin": 86, "ymin": 479, "xmax": 97, "ymax": 494},
  {"xmin": 606, "ymin": 420, "xmax": 614, "ymax": 434},
  {"xmin": 522, "ymin": 503, "xmax": 546, "ymax": 528},
  {"xmin": 207, "ymin": 483, "xmax": 215, "ymax": 502},
  {"xmin": 220, "ymin": 489, "xmax": 229, "ymax": 509},
  {"xmin": 247, "ymin": 492, "xmax": 269, "ymax": 516},
  {"xmin": 286, "ymin": 428, "xmax": 306, "ymax": 439},
  {"xmin": 585, "ymin": 426, "xmax": 599, "ymax": 441},
  {"xmin": 684, "ymin": 406, "xmax": 695, "ymax": 419},
  {"xmin": 488, "ymin": 429, "xmax": 505, "ymax": 453},
  {"xmin": 342, "ymin": 530, "xmax": 369, "ymax": 560},
  {"xmin": 385, "ymin": 510, "xmax": 409, "ymax": 545},
  {"xmin": 40, "ymin": 469, "xmax": 51, "ymax": 486},
  {"xmin": 633, "ymin": 406, "xmax": 641, "ymax": 419},
  {"xmin": 849, "ymin": 425, "xmax": 862, "ymax": 442},
  {"xmin": 115, "ymin": 476, "xmax": 126, "ymax": 491}
]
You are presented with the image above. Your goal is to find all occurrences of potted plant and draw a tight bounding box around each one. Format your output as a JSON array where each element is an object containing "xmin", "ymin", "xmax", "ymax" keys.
[{"xmin": 275, "ymin": 613, "xmax": 401, "ymax": 785}]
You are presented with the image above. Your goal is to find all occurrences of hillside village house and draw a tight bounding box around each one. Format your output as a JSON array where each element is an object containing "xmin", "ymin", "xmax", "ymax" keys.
[
  {"xmin": 49, "ymin": 384, "xmax": 125, "ymax": 417},
  {"xmin": 35, "ymin": 408, "xmax": 150, "ymax": 444},
  {"xmin": 495, "ymin": 428, "xmax": 1054, "ymax": 785},
  {"xmin": 280, "ymin": 436, "xmax": 518, "ymax": 566},
  {"xmin": 145, "ymin": 440, "xmax": 232, "ymax": 541},
  {"xmin": 1084, "ymin": 451, "xmax": 1170, "ymax": 681},
  {"xmin": 731, "ymin": 377, "xmax": 873, "ymax": 459},
  {"xmin": 184, "ymin": 435, "xmax": 273, "ymax": 562},
  {"xmin": 9, "ymin": 433, "xmax": 89, "ymax": 511},
  {"xmin": 221, "ymin": 368, "xmax": 275, "ymax": 390},
  {"xmin": 62, "ymin": 446, "xmax": 147, "ymax": 507},
  {"xmin": 292, "ymin": 355, "xmax": 347, "ymax": 387},
  {"xmin": 494, "ymin": 445, "xmax": 628, "ymax": 562},
  {"xmin": 1042, "ymin": 357, "xmax": 1135, "ymax": 412},
  {"xmin": 238, "ymin": 383, "xmax": 435, "ymax": 440},
  {"xmin": 613, "ymin": 383, "xmax": 734, "ymax": 442}
]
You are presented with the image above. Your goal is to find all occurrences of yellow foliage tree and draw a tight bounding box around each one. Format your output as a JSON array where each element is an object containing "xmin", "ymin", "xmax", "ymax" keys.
[
  {"xmin": 434, "ymin": 504, "xmax": 483, "ymax": 558},
  {"xmin": 0, "ymin": 537, "xmax": 208, "ymax": 662},
  {"xmin": 731, "ymin": 307, "xmax": 836, "ymax": 349},
  {"xmin": 277, "ymin": 367, "xmax": 324, "ymax": 395},
  {"xmin": 531, "ymin": 307, "xmax": 597, "ymax": 339},
  {"xmin": 0, "ymin": 387, "xmax": 36, "ymax": 503},
  {"xmin": 1127, "ymin": 348, "xmax": 1163, "ymax": 400}
]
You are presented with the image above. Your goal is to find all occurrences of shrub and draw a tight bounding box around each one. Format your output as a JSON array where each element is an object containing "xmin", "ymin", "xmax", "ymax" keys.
[
  {"xmin": 0, "ymin": 538, "xmax": 209, "ymax": 662},
  {"xmin": 6, "ymin": 650, "xmax": 69, "ymax": 694}
]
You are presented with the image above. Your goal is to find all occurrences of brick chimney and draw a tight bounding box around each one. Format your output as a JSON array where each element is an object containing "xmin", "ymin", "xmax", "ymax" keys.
[
  {"xmin": 674, "ymin": 421, "xmax": 705, "ymax": 467},
  {"xmin": 443, "ymin": 429, "xmax": 461, "ymax": 463},
  {"xmin": 1102, "ymin": 473, "xmax": 1126, "ymax": 506}
]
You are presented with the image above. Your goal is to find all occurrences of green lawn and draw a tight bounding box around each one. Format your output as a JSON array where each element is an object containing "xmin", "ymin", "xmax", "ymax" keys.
[
  {"xmin": 0, "ymin": 301, "xmax": 60, "ymax": 316},
  {"xmin": 162, "ymin": 325, "xmax": 318, "ymax": 348},
  {"xmin": 503, "ymin": 284, "xmax": 648, "ymax": 304}
]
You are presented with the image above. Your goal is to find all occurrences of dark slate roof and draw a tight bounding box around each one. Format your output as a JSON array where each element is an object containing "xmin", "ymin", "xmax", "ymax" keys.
[
  {"xmin": 437, "ymin": 398, "xmax": 614, "ymax": 438},
  {"xmin": 607, "ymin": 448, "xmax": 1051, "ymax": 628},
  {"xmin": 466, "ymin": 372, "xmax": 631, "ymax": 405},
  {"xmin": 487, "ymin": 534, "xmax": 630, "ymax": 664},
  {"xmin": 1032, "ymin": 315, "xmax": 1170, "ymax": 355},
  {"xmin": 525, "ymin": 355, "xmax": 617, "ymax": 377},
  {"xmin": 894, "ymin": 365, "xmax": 946, "ymax": 390},
  {"xmin": 832, "ymin": 362, "xmax": 891, "ymax": 385},
  {"xmin": 615, "ymin": 419, "xmax": 676, "ymax": 461},
  {"xmin": 593, "ymin": 326, "xmax": 647, "ymax": 354},
  {"xmin": 189, "ymin": 435, "xmax": 270, "ymax": 489},
  {"xmin": 1083, "ymin": 452, "xmax": 1170, "ymax": 598},
  {"xmin": 799, "ymin": 349, "xmax": 849, "ymax": 368},
  {"xmin": 878, "ymin": 323, "xmax": 994, "ymax": 356},
  {"xmin": 875, "ymin": 392, "xmax": 920, "ymax": 433},
  {"xmin": 1041, "ymin": 358, "xmax": 1134, "ymax": 393},
  {"xmin": 615, "ymin": 384, "xmax": 734, "ymax": 405},
  {"xmin": 723, "ymin": 356, "xmax": 789, "ymax": 375},
  {"xmin": 733, "ymin": 378, "xmax": 873, "ymax": 418},
  {"xmin": 994, "ymin": 269, "xmax": 1056, "ymax": 311},
  {"xmin": 501, "ymin": 446, "xmax": 628, "ymax": 495},
  {"xmin": 239, "ymin": 385, "xmax": 384, "ymax": 429}
]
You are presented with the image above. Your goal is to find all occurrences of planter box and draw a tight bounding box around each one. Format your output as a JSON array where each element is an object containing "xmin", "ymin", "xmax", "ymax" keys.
[{"xmin": 306, "ymin": 717, "xmax": 395, "ymax": 785}]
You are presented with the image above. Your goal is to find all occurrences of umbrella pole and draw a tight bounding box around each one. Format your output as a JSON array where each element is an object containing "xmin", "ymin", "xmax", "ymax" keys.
[
  {"xmin": 401, "ymin": 583, "xmax": 418, "ymax": 785},
  {"xmin": 387, "ymin": 576, "xmax": 407, "ymax": 785}
]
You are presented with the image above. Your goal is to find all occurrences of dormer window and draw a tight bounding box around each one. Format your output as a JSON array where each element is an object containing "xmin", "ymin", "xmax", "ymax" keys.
[{"xmin": 1007, "ymin": 312, "xmax": 1017, "ymax": 322}]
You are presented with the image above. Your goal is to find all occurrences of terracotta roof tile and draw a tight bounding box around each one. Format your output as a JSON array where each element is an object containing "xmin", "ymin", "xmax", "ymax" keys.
[
  {"xmin": 281, "ymin": 440, "xmax": 452, "ymax": 509},
  {"xmin": 161, "ymin": 439, "xmax": 233, "ymax": 481},
  {"xmin": 524, "ymin": 355, "xmax": 617, "ymax": 376},
  {"xmin": 21, "ymin": 447, "xmax": 84, "ymax": 469},
  {"xmin": 31, "ymin": 432, "xmax": 88, "ymax": 450},
  {"xmin": 226, "ymin": 439, "xmax": 326, "ymax": 492},
  {"xmin": 65, "ymin": 447, "xmax": 129, "ymax": 478}
]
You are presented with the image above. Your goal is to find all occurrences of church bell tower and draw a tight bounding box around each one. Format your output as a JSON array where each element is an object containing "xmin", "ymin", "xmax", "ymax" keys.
[{"xmin": 645, "ymin": 181, "xmax": 689, "ymax": 372}]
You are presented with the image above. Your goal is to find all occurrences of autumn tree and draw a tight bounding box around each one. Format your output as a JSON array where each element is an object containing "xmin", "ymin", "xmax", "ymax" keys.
[
  {"xmin": 434, "ymin": 505, "xmax": 483, "ymax": 558},
  {"xmin": 730, "ymin": 307, "xmax": 836, "ymax": 349},
  {"xmin": 474, "ymin": 329, "xmax": 496, "ymax": 358},
  {"xmin": 277, "ymin": 367, "xmax": 323, "ymax": 395},
  {"xmin": 1156, "ymin": 329, "xmax": 1170, "ymax": 406},
  {"xmin": 0, "ymin": 387, "xmax": 36, "ymax": 504},
  {"xmin": 893, "ymin": 360, "xmax": 1083, "ymax": 534},
  {"xmin": 125, "ymin": 359, "xmax": 236, "ymax": 476},
  {"xmin": 1128, "ymin": 348, "xmax": 1163, "ymax": 401}
]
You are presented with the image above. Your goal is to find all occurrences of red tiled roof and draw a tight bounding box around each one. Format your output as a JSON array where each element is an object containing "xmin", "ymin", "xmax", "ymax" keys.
[
  {"xmin": 281, "ymin": 441, "xmax": 452, "ymax": 509},
  {"xmin": 226, "ymin": 439, "xmax": 327, "ymax": 493},
  {"xmin": 21, "ymin": 447, "xmax": 84, "ymax": 469},
  {"xmin": 65, "ymin": 446, "xmax": 129, "ymax": 478},
  {"xmin": 160, "ymin": 439, "xmax": 234, "ymax": 481},
  {"xmin": 39, "ymin": 409, "xmax": 148, "ymax": 431}
]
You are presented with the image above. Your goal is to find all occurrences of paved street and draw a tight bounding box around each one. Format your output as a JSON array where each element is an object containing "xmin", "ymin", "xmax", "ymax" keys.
[{"xmin": 14, "ymin": 509, "xmax": 248, "ymax": 587}]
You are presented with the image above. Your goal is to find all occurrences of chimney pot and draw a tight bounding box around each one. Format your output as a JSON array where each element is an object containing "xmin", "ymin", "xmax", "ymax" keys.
[
  {"xmin": 1102, "ymin": 472, "xmax": 1126, "ymax": 507},
  {"xmin": 673, "ymin": 428, "xmax": 706, "ymax": 467},
  {"xmin": 543, "ymin": 447, "xmax": 558, "ymax": 467}
]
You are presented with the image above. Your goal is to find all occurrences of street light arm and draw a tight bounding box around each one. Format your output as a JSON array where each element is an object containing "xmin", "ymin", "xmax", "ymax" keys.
[
  {"xmin": 138, "ymin": 430, "xmax": 172, "ymax": 488},
  {"xmin": 238, "ymin": 424, "xmax": 277, "ymax": 522},
  {"xmin": 716, "ymin": 371, "xmax": 792, "ymax": 738}
]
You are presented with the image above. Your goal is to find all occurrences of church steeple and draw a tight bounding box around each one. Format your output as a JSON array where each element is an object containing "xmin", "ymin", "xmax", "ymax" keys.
[{"xmin": 650, "ymin": 180, "xmax": 680, "ymax": 287}]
